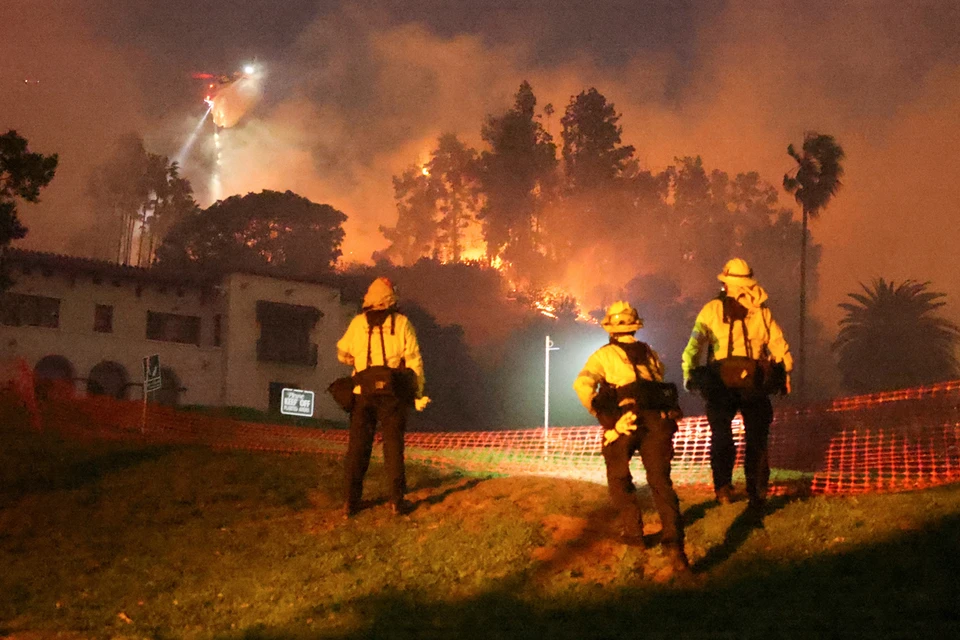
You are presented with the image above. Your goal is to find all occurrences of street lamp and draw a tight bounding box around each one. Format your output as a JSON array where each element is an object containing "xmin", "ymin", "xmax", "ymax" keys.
[{"xmin": 544, "ymin": 335, "xmax": 559, "ymax": 458}]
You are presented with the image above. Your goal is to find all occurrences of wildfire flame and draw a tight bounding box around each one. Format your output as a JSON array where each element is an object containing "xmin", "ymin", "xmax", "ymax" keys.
[{"xmin": 437, "ymin": 240, "xmax": 595, "ymax": 324}]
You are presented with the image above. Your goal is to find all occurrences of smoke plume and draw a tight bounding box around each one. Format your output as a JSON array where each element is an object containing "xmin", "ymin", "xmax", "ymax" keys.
[{"xmin": 3, "ymin": 0, "xmax": 960, "ymax": 333}]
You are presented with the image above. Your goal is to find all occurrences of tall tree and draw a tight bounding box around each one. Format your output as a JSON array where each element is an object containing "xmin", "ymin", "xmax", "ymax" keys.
[
  {"xmin": 87, "ymin": 134, "xmax": 196, "ymax": 266},
  {"xmin": 154, "ymin": 190, "xmax": 346, "ymax": 277},
  {"xmin": 428, "ymin": 134, "xmax": 481, "ymax": 263},
  {"xmin": 783, "ymin": 132, "xmax": 845, "ymax": 394},
  {"xmin": 88, "ymin": 135, "xmax": 153, "ymax": 263},
  {"xmin": 379, "ymin": 167, "xmax": 438, "ymax": 266},
  {"xmin": 145, "ymin": 163, "xmax": 198, "ymax": 267},
  {"xmin": 379, "ymin": 134, "xmax": 481, "ymax": 265},
  {"xmin": 0, "ymin": 130, "xmax": 58, "ymax": 289},
  {"xmin": 477, "ymin": 81, "xmax": 557, "ymax": 272},
  {"xmin": 834, "ymin": 279, "xmax": 960, "ymax": 393},
  {"xmin": 560, "ymin": 88, "xmax": 635, "ymax": 191},
  {"xmin": 547, "ymin": 88, "xmax": 639, "ymax": 260}
]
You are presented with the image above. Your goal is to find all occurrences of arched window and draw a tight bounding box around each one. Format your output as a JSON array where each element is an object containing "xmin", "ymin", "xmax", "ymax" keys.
[
  {"xmin": 34, "ymin": 355, "xmax": 75, "ymax": 399},
  {"xmin": 87, "ymin": 361, "xmax": 129, "ymax": 400}
]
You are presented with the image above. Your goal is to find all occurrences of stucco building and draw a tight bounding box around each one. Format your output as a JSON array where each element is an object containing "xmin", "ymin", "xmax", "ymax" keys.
[{"xmin": 0, "ymin": 249, "xmax": 354, "ymax": 420}]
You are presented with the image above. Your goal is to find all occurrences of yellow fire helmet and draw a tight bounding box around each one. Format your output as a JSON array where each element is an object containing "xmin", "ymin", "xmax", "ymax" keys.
[
  {"xmin": 362, "ymin": 277, "xmax": 398, "ymax": 311},
  {"xmin": 717, "ymin": 258, "xmax": 758, "ymax": 287},
  {"xmin": 601, "ymin": 300, "xmax": 643, "ymax": 334}
]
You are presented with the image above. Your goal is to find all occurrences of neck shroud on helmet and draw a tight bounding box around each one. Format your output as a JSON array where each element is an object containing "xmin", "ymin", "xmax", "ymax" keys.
[{"xmin": 362, "ymin": 277, "xmax": 398, "ymax": 311}]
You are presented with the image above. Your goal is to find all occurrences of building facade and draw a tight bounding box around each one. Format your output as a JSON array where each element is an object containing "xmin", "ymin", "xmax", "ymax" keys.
[{"xmin": 0, "ymin": 250, "xmax": 354, "ymax": 420}]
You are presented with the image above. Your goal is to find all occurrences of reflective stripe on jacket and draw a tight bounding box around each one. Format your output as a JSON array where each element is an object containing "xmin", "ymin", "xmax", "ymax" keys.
[
  {"xmin": 573, "ymin": 338, "xmax": 665, "ymax": 414},
  {"xmin": 681, "ymin": 298, "xmax": 793, "ymax": 379},
  {"xmin": 336, "ymin": 312, "xmax": 425, "ymax": 397}
]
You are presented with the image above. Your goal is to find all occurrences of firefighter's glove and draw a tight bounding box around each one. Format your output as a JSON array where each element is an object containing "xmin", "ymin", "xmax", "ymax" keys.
[
  {"xmin": 683, "ymin": 375, "xmax": 694, "ymax": 392},
  {"xmin": 603, "ymin": 411, "xmax": 637, "ymax": 447},
  {"xmin": 414, "ymin": 396, "xmax": 431, "ymax": 412}
]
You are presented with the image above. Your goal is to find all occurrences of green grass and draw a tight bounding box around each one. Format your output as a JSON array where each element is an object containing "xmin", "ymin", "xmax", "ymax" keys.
[{"xmin": 1, "ymin": 412, "xmax": 959, "ymax": 639}]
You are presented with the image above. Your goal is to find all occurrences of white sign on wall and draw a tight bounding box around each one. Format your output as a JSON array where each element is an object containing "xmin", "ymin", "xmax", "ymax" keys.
[{"xmin": 281, "ymin": 388, "xmax": 315, "ymax": 418}]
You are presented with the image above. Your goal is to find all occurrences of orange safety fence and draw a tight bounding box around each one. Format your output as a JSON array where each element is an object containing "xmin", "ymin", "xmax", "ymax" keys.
[{"xmin": 17, "ymin": 378, "xmax": 958, "ymax": 496}]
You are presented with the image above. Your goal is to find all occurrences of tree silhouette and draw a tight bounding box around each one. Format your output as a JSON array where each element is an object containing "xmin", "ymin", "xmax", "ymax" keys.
[
  {"xmin": 477, "ymin": 81, "xmax": 557, "ymax": 271},
  {"xmin": 155, "ymin": 190, "xmax": 346, "ymax": 278},
  {"xmin": 0, "ymin": 130, "xmax": 58, "ymax": 288},
  {"xmin": 144, "ymin": 163, "xmax": 198, "ymax": 267},
  {"xmin": 380, "ymin": 166, "xmax": 439, "ymax": 266},
  {"xmin": 783, "ymin": 132, "xmax": 845, "ymax": 394},
  {"xmin": 429, "ymin": 134, "xmax": 481, "ymax": 263},
  {"xmin": 834, "ymin": 279, "xmax": 960, "ymax": 393},
  {"xmin": 547, "ymin": 88, "xmax": 639, "ymax": 260},
  {"xmin": 560, "ymin": 88, "xmax": 635, "ymax": 191},
  {"xmin": 379, "ymin": 134, "xmax": 481, "ymax": 265},
  {"xmin": 87, "ymin": 134, "xmax": 196, "ymax": 266}
]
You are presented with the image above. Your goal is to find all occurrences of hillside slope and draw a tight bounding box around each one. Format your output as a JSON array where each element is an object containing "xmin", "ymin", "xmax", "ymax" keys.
[{"xmin": 1, "ymin": 417, "xmax": 959, "ymax": 639}]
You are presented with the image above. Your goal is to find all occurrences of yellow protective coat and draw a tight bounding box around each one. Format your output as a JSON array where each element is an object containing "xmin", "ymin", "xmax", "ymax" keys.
[
  {"xmin": 573, "ymin": 337, "xmax": 665, "ymax": 415},
  {"xmin": 681, "ymin": 296, "xmax": 793, "ymax": 382},
  {"xmin": 337, "ymin": 313, "xmax": 425, "ymax": 397}
]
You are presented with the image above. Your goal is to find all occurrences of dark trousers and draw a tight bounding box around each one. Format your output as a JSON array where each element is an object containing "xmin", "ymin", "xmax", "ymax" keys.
[
  {"xmin": 600, "ymin": 410, "xmax": 684, "ymax": 547},
  {"xmin": 344, "ymin": 394, "xmax": 407, "ymax": 507},
  {"xmin": 705, "ymin": 389, "xmax": 773, "ymax": 501}
]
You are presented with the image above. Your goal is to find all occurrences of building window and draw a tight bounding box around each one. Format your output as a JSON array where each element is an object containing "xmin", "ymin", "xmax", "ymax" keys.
[
  {"xmin": 213, "ymin": 314, "xmax": 222, "ymax": 347},
  {"xmin": 256, "ymin": 301, "xmax": 320, "ymax": 366},
  {"xmin": 146, "ymin": 311, "xmax": 201, "ymax": 345},
  {"xmin": 0, "ymin": 293, "xmax": 60, "ymax": 328},
  {"xmin": 94, "ymin": 304, "xmax": 114, "ymax": 333}
]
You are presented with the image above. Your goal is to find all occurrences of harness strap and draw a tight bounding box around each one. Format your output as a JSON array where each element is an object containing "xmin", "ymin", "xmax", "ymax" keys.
[
  {"xmin": 610, "ymin": 339, "xmax": 649, "ymax": 384},
  {"xmin": 723, "ymin": 297, "xmax": 753, "ymax": 359},
  {"xmin": 759, "ymin": 307, "xmax": 773, "ymax": 359},
  {"xmin": 364, "ymin": 314, "xmax": 392, "ymax": 369}
]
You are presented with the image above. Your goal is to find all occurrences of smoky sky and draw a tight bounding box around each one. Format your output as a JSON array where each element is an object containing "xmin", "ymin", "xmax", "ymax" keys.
[{"xmin": 3, "ymin": 0, "xmax": 960, "ymax": 331}]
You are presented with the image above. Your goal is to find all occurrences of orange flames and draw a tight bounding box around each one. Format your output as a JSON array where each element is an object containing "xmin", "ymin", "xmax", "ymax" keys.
[{"xmin": 435, "ymin": 239, "xmax": 596, "ymax": 323}]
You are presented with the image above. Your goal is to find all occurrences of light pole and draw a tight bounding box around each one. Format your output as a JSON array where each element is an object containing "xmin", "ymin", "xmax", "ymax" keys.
[{"xmin": 544, "ymin": 335, "xmax": 559, "ymax": 458}]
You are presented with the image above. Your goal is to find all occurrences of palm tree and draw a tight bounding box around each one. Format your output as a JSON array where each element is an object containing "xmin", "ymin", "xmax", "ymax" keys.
[
  {"xmin": 783, "ymin": 132, "xmax": 845, "ymax": 394},
  {"xmin": 834, "ymin": 279, "xmax": 960, "ymax": 393}
]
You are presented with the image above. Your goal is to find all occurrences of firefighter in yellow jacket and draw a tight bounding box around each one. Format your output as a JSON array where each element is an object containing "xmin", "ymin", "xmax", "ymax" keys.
[
  {"xmin": 682, "ymin": 258, "xmax": 792, "ymax": 509},
  {"xmin": 574, "ymin": 301, "xmax": 689, "ymax": 571},
  {"xmin": 337, "ymin": 277, "xmax": 428, "ymax": 517}
]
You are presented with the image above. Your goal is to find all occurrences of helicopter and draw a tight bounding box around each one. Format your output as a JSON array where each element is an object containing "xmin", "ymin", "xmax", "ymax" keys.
[{"xmin": 191, "ymin": 62, "xmax": 263, "ymax": 128}]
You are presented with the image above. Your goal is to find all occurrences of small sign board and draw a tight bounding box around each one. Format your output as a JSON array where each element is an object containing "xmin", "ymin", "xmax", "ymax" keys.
[
  {"xmin": 143, "ymin": 354, "xmax": 162, "ymax": 392},
  {"xmin": 281, "ymin": 388, "xmax": 315, "ymax": 418}
]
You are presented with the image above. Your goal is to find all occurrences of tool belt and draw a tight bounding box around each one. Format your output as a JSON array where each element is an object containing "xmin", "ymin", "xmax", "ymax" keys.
[
  {"xmin": 592, "ymin": 381, "xmax": 619, "ymax": 417},
  {"xmin": 691, "ymin": 357, "xmax": 786, "ymax": 396},
  {"xmin": 617, "ymin": 379, "xmax": 681, "ymax": 411},
  {"xmin": 716, "ymin": 356, "xmax": 758, "ymax": 389},
  {"xmin": 353, "ymin": 365, "xmax": 416, "ymax": 403},
  {"xmin": 593, "ymin": 379, "xmax": 683, "ymax": 434},
  {"xmin": 327, "ymin": 376, "xmax": 356, "ymax": 413}
]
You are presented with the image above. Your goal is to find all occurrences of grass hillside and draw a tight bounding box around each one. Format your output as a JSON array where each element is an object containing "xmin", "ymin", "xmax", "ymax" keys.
[{"xmin": 1, "ymin": 414, "xmax": 959, "ymax": 639}]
